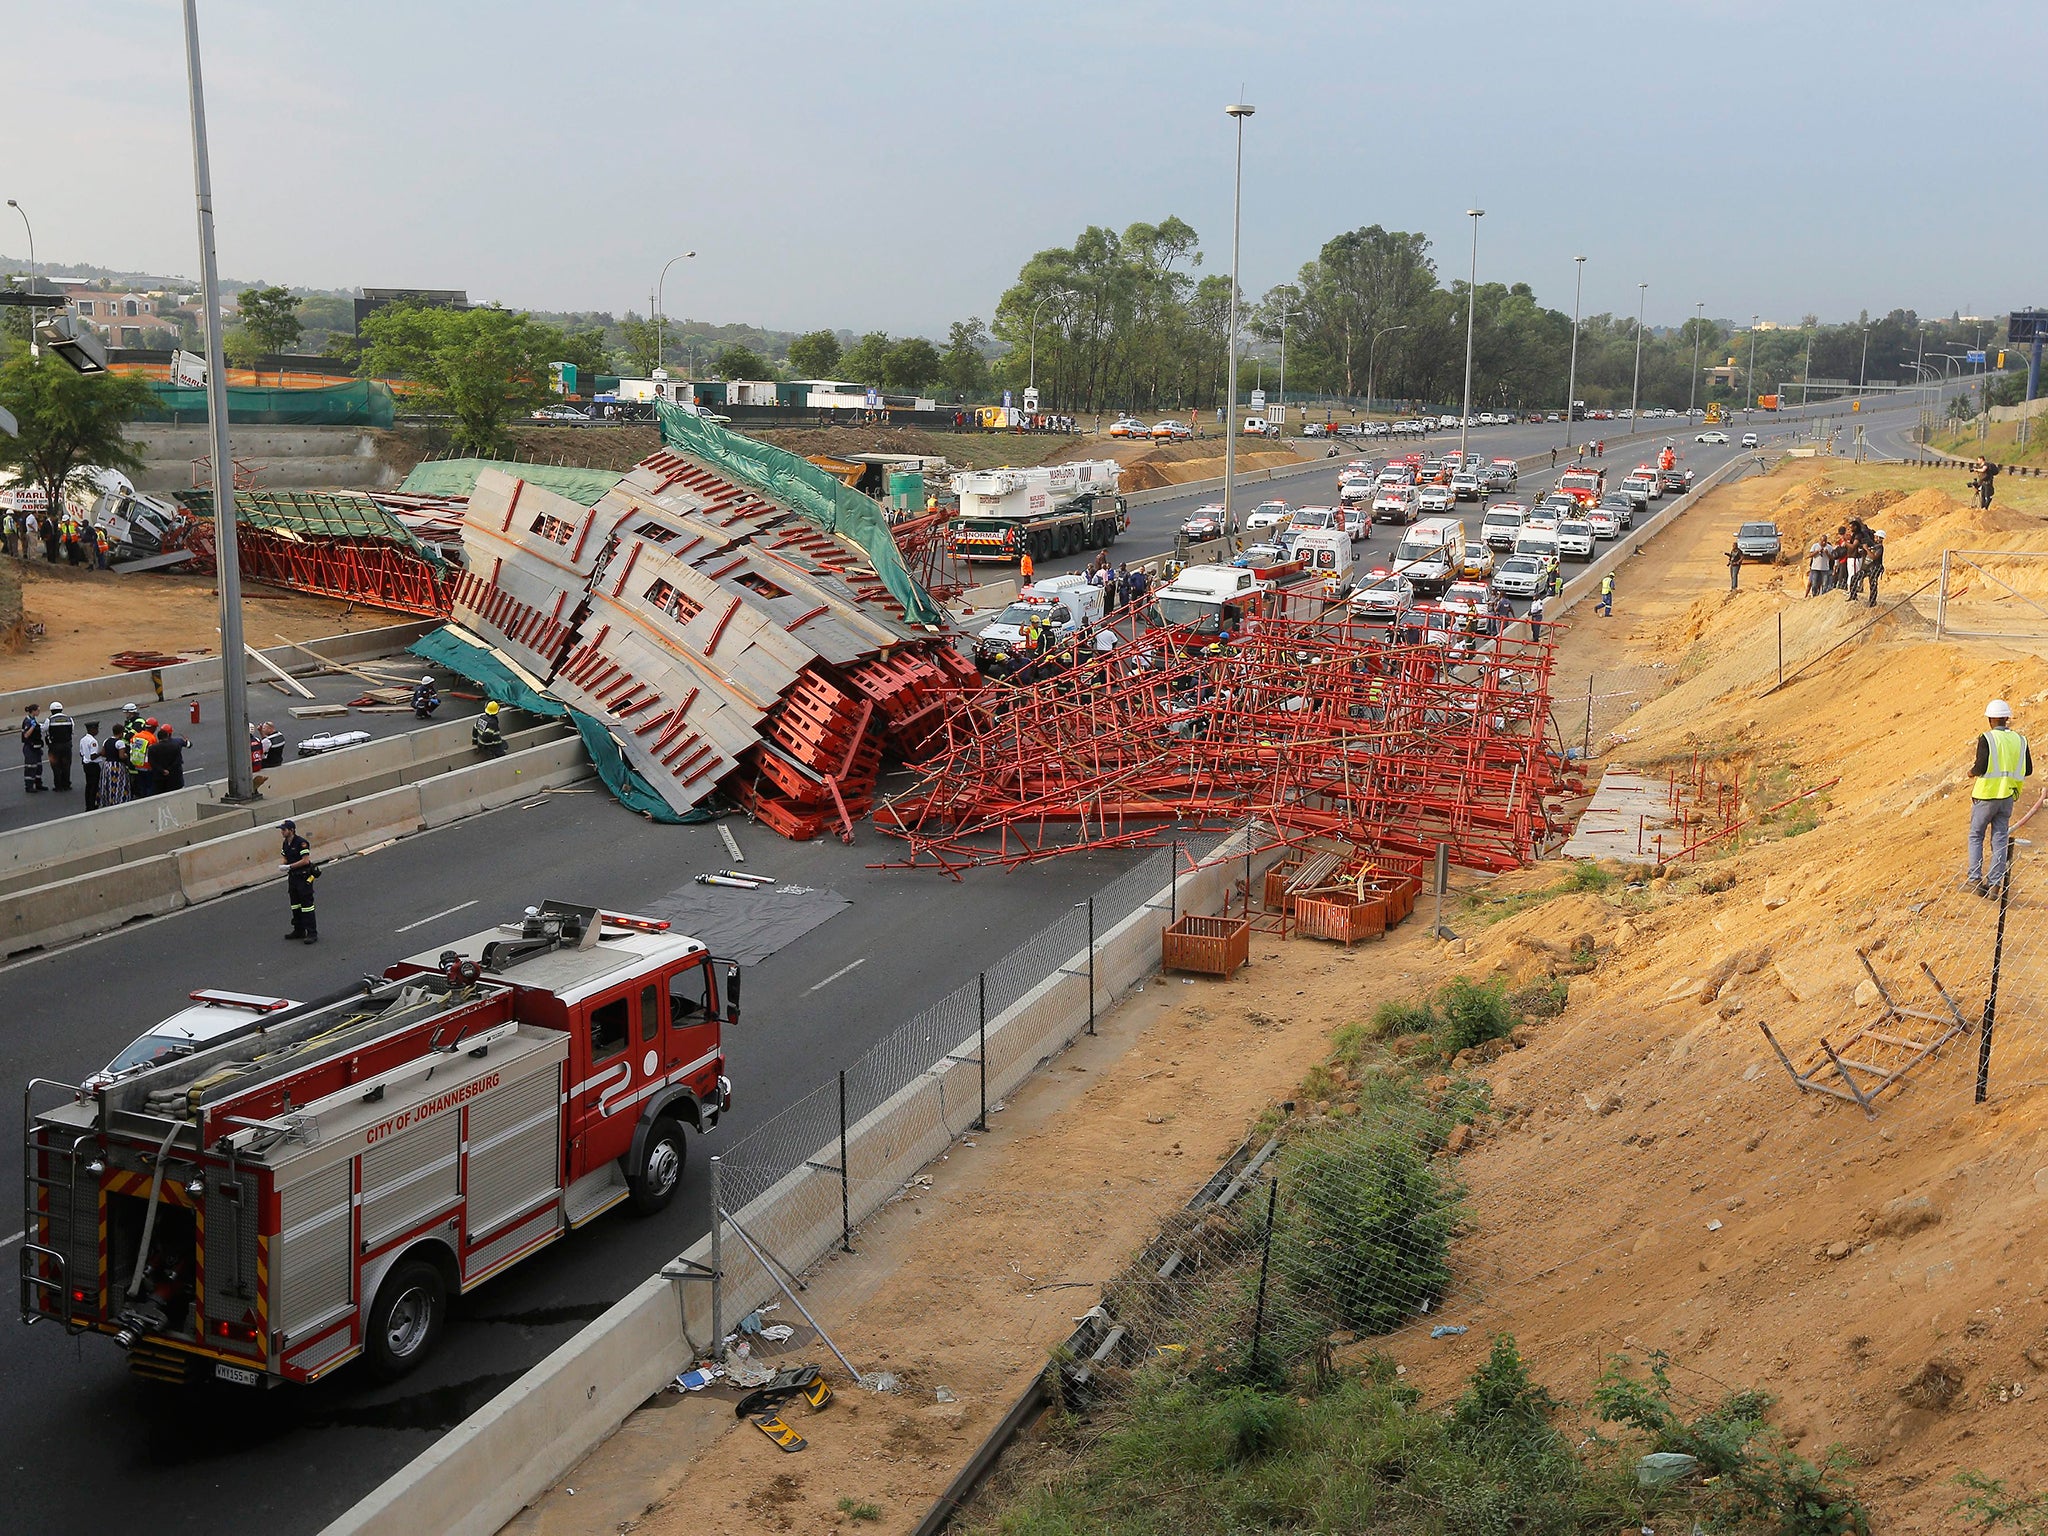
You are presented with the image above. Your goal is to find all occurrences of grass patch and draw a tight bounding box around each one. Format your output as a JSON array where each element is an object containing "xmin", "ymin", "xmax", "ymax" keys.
[
  {"xmin": 1464, "ymin": 861, "xmax": 1625, "ymax": 925},
  {"xmin": 836, "ymin": 1497, "xmax": 883, "ymax": 1523}
]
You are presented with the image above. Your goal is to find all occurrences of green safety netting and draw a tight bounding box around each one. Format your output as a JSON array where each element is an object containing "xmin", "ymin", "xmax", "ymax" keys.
[
  {"xmin": 409, "ymin": 625, "xmax": 716, "ymax": 825},
  {"xmin": 655, "ymin": 401, "xmax": 943, "ymax": 626},
  {"xmin": 135, "ymin": 379, "xmax": 395, "ymax": 427},
  {"xmin": 175, "ymin": 488, "xmax": 448, "ymax": 568},
  {"xmin": 399, "ymin": 458, "xmax": 625, "ymax": 507}
]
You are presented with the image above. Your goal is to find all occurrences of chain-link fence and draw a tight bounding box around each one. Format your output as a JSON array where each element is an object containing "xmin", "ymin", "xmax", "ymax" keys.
[{"xmin": 698, "ymin": 823, "xmax": 1271, "ymax": 1366}]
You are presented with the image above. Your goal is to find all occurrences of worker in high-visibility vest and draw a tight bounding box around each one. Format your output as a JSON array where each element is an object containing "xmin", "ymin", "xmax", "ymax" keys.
[{"xmin": 1967, "ymin": 699, "xmax": 2031, "ymax": 897}]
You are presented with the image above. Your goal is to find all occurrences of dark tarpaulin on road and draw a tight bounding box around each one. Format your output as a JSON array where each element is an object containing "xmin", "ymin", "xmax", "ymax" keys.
[{"xmin": 637, "ymin": 880, "xmax": 850, "ymax": 967}]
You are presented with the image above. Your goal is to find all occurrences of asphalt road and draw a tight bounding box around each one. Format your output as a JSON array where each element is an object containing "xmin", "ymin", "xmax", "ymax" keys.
[
  {"xmin": 1022, "ymin": 395, "xmax": 1930, "ymax": 607},
  {"xmin": 0, "ymin": 390, "xmax": 1935, "ymax": 1531},
  {"xmin": 0, "ymin": 788, "xmax": 1138, "ymax": 1533}
]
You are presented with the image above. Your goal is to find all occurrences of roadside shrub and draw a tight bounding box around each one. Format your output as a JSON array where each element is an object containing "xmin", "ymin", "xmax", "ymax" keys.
[
  {"xmin": 1276, "ymin": 1118, "xmax": 1463, "ymax": 1336},
  {"xmin": 1368, "ymin": 997, "xmax": 1436, "ymax": 1040},
  {"xmin": 1508, "ymin": 977, "xmax": 1570, "ymax": 1020},
  {"xmin": 1565, "ymin": 861, "xmax": 1616, "ymax": 892},
  {"xmin": 1433, "ymin": 976, "xmax": 1515, "ymax": 1057}
]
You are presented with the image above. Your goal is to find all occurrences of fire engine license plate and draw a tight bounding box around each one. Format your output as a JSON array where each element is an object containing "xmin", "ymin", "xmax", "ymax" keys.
[{"xmin": 214, "ymin": 1363, "xmax": 260, "ymax": 1387}]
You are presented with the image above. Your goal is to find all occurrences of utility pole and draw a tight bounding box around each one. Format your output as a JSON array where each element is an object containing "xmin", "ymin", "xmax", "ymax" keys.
[
  {"xmin": 1800, "ymin": 324, "xmax": 1814, "ymax": 406},
  {"xmin": 1457, "ymin": 208, "xmax": 1483, "ymax": 466},
  {"xmin": 183, "ymin": 0, "xmax": 253, "ymax": 802},
  {"xmin": 1222, "ymin": 101, "xmax": 1254, "ymax": 535},
  {"xmin": 1277, "ymin": 305, "xmax": 1296, "ymax": 437},
  {"xmin": 1858, "ymin": 325, "xmax": 1870, "ymax": 393},
  {"xmin": 1687, "ymin": 301, "xmax": 1704, "ymax": 421},
  {"xmin": 1748, "ymin": 315, "xmax": 1761, "ymax": 414},
  {"xmin": 1564, "ymin": 255, "xmax": 1585, "ymax": 447},
  {"xmin": 1628, "ymin": 282, "xmax": 1648, "ymax": 424},
  {"xmin": 1366, "ymin": 323, "xmax": 1406, "ymax": 429}
]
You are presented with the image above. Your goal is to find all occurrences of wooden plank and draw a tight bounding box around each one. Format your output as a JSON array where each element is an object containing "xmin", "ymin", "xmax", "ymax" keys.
[{"xmin": 244, "ymin": 643, "xmax": 315, "ymax": 699}]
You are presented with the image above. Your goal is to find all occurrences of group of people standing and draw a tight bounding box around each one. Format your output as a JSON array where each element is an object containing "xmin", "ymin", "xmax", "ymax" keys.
[
  {"xmin": 1080, "ymin": 553, "xmax": 1151, "ymax": 617},
  {"xmin": 19, "ymin": 702, "xmax": 186, "ymax": 808},
  {"xmin": 2, "ymin": 506, "xmax": 111, "ymax": 567},
  {"xmin": 1804, "ymin": 520, "xmax": 1884, "ymax": 605}
]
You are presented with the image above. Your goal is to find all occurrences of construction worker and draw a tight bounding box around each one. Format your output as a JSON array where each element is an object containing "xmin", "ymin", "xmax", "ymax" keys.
[
  {"xmin": 1598, "ymin": 572, "xmax": 1615, "ymax": 617},
  {"xmin": 472, "ymin": 701, "xmax": 506, "ymax": 758},
  {"xmin": 1019, "ymin": 548, "xmax": 1035, "ymax": 585},
  {"xmin": 79, "ymin": 720, "xmax": 102, "ymax": 811},
  {"xmin": 280, "ymin": 819, "xmax": 319, "ymax": 944},
  {"xmin": 2, "ymin": 507, "xmax": 16, "ymax": 557},
  {"xmin": 128, "ymin": 717, "xmax": 158, "ymax": 797},
  {"xmin": 45, "ymin": 703, "xmax": 73, "ymax": 791},
  {"xmin": 412, "ymin": 675, "xmax": 442, "ymax": 719},
  {"xmin": 1968, "ymin": 700, "xmax": 2031, "ymax": 897},
  {"xmin": 19, "ymin": 702, "xmax": 44, "ymax": 792}
]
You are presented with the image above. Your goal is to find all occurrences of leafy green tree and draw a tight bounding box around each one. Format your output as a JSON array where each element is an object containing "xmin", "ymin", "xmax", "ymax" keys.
[
  {"xmin": 881, "ymin": 336, "xmax": 940, "ymax": 392},
  {"xmin": 711, "ymin": 343, "xmax": 771, "ymax": 380},
  {"xmin": 357, "ymin": 303, "xmax": 559, "ymax": 455},
  {"xmin": 237, "ymin": 284, "xmax": 304, "ymax": 356},
  {"xmin": 0, "ymin": 345, "xmax": 155, "ymax": 518},
  {"xmin": 838, "ymin": 331, "xmax": 891, "ymax": 385},
  {"xmin": 549, "ymin": 325, "xmax": 611, "ymax": 387},
  {"xmin": 940, "ymin": 319, "xmax": 990, "ymax": 398},
  {"xmin": 786, "ymin": 329, "xmax": 842, "ymax": 378},
  {"xmin": 617, "ymin": 312, "xmax": 660, "ymax": 377}
]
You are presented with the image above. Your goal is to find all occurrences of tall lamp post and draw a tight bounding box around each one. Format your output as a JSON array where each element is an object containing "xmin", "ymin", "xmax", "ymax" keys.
[
  {"xmin": 1026, "ymin": 294, "xmax": 1049, "ymax": 393},
  {"xmin": 1686, "ymin": 301, "xmax": 1705, "ymax": 421},
  {"xmin": 182, "ymin": 1, "xmax": 254, "ymax": 802},
  {"xmin": 1563, "ymin": 255, "xmax": 1585, "ymax": 447},
  {"xmin": 1276, "ymin": 304, "xmax": 1297, "ymax": 437},
  {"xmin": 1747, "ymin": 314, "xmax": 1761, "ymax": 414},
  {"xmin": 1456, "ymin": 209, "xmax": 1483, "ymax": 465},
  {"xmin": 1365, "ymin": 323, "xmax": 1407, "ymax": 427},
  {"xmin": 1222, "ymin": 101, "xmax": 1254, "ymax": 535},
  {"xmin": 6, "ymin": 199, "xmax": 36, "ymax": 342},
  {"xmin": 1628, "ymin": 281, "xmax": 1648, "ymax": 425},
  {"xmin": 1800, "ymin": 324, "xmax": 1814, "ymax": 406},
  {"xmin": 653, "ymin": 250, "xmax": 696, "ymax": 377},
  {"xmin": 1858, "ymin": 325, "xmax": 1870, "ymax": 393}
]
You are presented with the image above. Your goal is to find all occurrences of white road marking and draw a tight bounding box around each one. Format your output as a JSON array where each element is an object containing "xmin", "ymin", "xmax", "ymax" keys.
[
  {"xmin": 394, "ymin": 900, "xmax": 479, "ymax": 934},
  {"xmin": 0, "ymin": 1230, "xmax": 24, "ymax": 1251},
  {"xmin": 806, "ymin": 957, "xmax": 867, "ymax": 992}
]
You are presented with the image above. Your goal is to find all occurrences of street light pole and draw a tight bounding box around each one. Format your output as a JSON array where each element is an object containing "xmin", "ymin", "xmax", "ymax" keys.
[
  {"xmin": 182, "ymin": 0, "xmax": 253, "ymax": 802},
  {"xmin": 1800, "ymin": 324, "xmax": 1814, "ymax": 406},
  {"xmin": 1366, "ymin": 323, "xmax": 1407, "ymax": 429},
  {"xmin": 1687, "ymin": 301, "xmax": 1704, "ymax": 421},
  {"xmin": 1457, "ymin": 208, "xmax": 1483, "ymax": 465},
  {"xmin": 654, "ymin": 250, "xmax": 696, "ymax": 377},
  {"xmin": 1222, "ymin": 101, "xmax": 1254, "ymax": 536},
  {"xmin": 1276, "ymin": 305, "xmax": 1296, "ymax": 437},
  {"xmin": 1748, "ymin": 314, "xmax": 1760, "ymax": 414},
  {"xmin": 6, "ymin": 199, "xmax": 37, "ymax": 343},
  {"xmin": 1027, "ymin": 294, "xmax": 1049, "ymax": 394},
  {"xmin": 1858, "ymin": 326, "xmax": 1870, "ymax": 393},
  {"xmin": 1564, "ymin": 255, "xmax": 1585, "ymax": 448},
  {"xmin": 1628, "ymin": 281, "xmax": 1648, "ymax": 425}
]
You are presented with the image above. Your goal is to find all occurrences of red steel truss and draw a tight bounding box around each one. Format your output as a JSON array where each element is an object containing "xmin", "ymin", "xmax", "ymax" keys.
[
  {"xmin": 871, "ymin": 609, "xmax": 1575, "ymax": 875},
  {"xmin": 179, "ymin": 521, "xmax": 455, "ymax": 617}
]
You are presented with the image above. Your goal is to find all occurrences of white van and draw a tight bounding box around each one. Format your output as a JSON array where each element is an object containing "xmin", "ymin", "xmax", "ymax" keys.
[
  {"xmin": 1480, "ymin": 503, "xmax": 1528, "ymax": 551},
  {"xmin": 973, "ymin": 573, "xmax": 1105, "ymax": 663},
  {"xmin": 1292, "ymin": 528, "xmax": 1356, "ymax": 596},
  {"xmin": 1392, "ymin": 515, "xmax": 1464, "ymax": 597}
]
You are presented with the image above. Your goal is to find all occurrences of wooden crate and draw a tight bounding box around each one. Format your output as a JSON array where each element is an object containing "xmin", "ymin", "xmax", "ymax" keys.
[
  {"xmin": 1262, "ymin": 859, "xmax": 1303, "ymax": 910},
  {"xmin": 1294, "ymin": 891, "xmax": 1387, "ymax": 946},
  {"xmin": 1162, "ymin": 914, "xmax": 1251, "ymax": 979}
]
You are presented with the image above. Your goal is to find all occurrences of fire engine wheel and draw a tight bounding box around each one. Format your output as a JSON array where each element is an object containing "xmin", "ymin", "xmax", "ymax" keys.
[
  {"xmin": 365, "ymin": 1258, "xmax": 446, "ymax": 1381},
  {"xmin": 629, "ymin": 1119, "xmax": 688, "ymax": 1215}
]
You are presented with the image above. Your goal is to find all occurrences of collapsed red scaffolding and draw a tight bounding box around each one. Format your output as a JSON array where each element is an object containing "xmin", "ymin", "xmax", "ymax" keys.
[
  {"xmin": 872, "ymin": 608, "xmax": 1578, "ymax": 876},
  {"xmin": 177, "ymin": 519, "xmax": 455, "ymax": 618}
]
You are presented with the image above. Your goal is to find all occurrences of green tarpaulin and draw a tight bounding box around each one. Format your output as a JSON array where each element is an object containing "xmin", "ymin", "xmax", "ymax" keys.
[
  {"xmin": 410, "ymin": 625, "xmax": 716, "ymax": 825},
  {"xmin": 175, "ymin": 488, "xmax": 448, "ymax": 569},
  {"xmin": 655, "ymin": 401, "xmax": 944, "ymax": 626},
  {"xmin": 399, "ymin": 458, "xmax": 624, "ymax": 507},
  {"xmin": 135, "ymin": 379, "xmax": 395, "ymax": 427}
]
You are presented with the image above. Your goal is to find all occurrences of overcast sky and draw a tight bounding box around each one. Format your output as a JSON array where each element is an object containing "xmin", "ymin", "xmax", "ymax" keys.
[{"xmin": 4, "ymin": 1, "xmax": 2039, "ymax": 336}]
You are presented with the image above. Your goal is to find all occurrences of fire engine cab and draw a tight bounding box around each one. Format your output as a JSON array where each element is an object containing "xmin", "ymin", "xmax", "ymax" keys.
[{"xmin": 21, "ymin": 900, "xmax": 735, "ymax": 1387}]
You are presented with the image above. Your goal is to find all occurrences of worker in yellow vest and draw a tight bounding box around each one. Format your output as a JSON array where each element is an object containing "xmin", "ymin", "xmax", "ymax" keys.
[{"xmin": 1968, "ymin": 699, "xmax": 2031, "ymax": 897}]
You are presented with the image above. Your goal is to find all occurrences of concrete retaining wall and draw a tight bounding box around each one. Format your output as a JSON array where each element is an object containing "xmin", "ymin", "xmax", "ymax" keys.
[
  {"xmin": 126, "ymin": 425, "xmax": 400, "ymax": 495},
  {"xmin": 321, "ymin": 833, "xmax": 1273, "ymax": 1536},
  {"xmin": 0, "ymin": 620, "xmax": 438, "ymax": 723}
]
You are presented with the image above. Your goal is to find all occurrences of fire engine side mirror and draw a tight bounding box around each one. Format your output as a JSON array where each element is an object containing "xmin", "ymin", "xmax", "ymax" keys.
[{"xmin": 725, "ymin": 964, "xmax": 742, "ymax": 1023}]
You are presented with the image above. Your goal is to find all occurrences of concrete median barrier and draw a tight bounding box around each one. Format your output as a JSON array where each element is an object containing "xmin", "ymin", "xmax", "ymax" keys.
[
  {"xmin": 417, "ymin": 736, "xmax": 595, "ymax": 827},
  {"xmin": 0, "ymin": 854, "xmax": 186, "ymax": 957},
  {"xmin": 174, "ymin": 787, "xmax": 427, "ymax": 905}
]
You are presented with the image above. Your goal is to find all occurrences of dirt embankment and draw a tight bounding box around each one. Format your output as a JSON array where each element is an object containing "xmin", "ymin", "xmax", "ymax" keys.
[{"xmin": 1043, "ymin": 432, "xmax": 1312, "ymax": 491}]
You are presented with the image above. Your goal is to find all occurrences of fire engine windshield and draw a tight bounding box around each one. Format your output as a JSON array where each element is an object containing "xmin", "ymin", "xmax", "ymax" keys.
[{"xmin": 1153, "ymin": 595, "xmax": 1224, "ymax": 633}]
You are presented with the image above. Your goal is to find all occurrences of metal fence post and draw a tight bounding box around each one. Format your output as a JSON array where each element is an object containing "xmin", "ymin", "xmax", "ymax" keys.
[
  {"xmin": 1777, "ymin": 611, "xmax": 1784, "ymax": 687},
  {"xmin": 1248, "ymin": 1175, "xmax": 1278, "ymax": 1377},
  {"xmin": 837, "ymin": 1069, "xmax": 852, "ymax": 1253},
  {"xmin": 1582, "ymin": 671, "xmax": 1594, "ymax": 760},
  {"xmin": 709, "ymin": 1154, "xmax": 724, "ymax": 1358},
  {"xmin": 1086, "ymin": 897, "xmax": 1097, "ymax": 1036},
  {"xmin": 976, "ymin": 971, "xmax": 988, "ymax": 1132},
  {"xmin": 1977, "ymin": 859, "xmax": 2016, "ymax": 1103},
  {"xmin": 1171, "ymin": 839, "xmax": 1181, "ymax": 920}
]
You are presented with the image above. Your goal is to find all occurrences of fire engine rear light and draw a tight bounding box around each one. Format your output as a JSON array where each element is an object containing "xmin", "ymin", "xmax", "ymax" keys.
[
  {"xmin": 213, "ymin": 1320, "xmax": 261, "ymax": 1343},
  {"xmin": 600, "ymin": 913, "xmax": 671, "ymax": 932},
  {"xmin": 70, "ymin": 1288, "xmax": 90, "ymax": 1305}
]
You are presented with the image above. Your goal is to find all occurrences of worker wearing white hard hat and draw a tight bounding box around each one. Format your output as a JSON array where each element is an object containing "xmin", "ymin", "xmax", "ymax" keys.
[{"xmin": 1967, "ymin": 698, "xmax": 2031, "ymax": 897}]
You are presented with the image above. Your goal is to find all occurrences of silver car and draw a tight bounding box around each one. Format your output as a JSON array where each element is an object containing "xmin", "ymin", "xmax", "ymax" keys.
[
  {"xmin": 1734, "ymin": 521, "xmax": 1782, "ymax": 561},
  {"xmin": 1491, "ymin": 555, "xmax": 1546, "ymax": 599}
]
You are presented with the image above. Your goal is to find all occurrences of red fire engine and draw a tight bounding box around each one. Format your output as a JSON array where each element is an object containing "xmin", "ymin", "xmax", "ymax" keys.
[
  {"xmin": 20, "ymin": 901, "xmax": 735, "ymax": 1386},
  {"xmin": 1556, "ymin": 467, "xmax": 1606, "ymax": 508}
]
